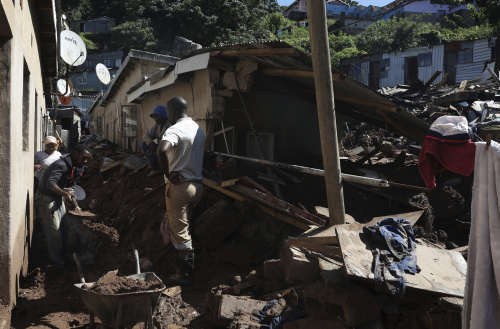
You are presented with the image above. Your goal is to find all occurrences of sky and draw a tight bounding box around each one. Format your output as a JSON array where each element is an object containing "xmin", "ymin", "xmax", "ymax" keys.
[{"xmin": 277, "ymin": 0, "xmax": 393, "ymax": 7}]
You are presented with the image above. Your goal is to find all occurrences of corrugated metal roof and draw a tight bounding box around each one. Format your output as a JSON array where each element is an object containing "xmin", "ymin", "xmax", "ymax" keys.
[{"xmin": 188, "ymin": 40, "xmax": 313, "ymax": 71}]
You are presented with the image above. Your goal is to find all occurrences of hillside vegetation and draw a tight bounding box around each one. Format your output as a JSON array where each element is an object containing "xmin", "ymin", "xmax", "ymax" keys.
[{"xmin": 63, "ymin": 0, "xmax": 499, "ymax": 68}]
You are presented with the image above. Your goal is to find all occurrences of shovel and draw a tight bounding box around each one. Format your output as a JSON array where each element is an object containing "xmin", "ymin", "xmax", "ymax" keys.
[{"xmin": 68, "ymin": 196, "xmax": 96, "ymax": 217}]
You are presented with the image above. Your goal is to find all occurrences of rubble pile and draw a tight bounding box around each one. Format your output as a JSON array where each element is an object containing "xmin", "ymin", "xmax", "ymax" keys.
[{"xmin": 61, "ymin": 107, "xmax": 474, "ymax": 328}]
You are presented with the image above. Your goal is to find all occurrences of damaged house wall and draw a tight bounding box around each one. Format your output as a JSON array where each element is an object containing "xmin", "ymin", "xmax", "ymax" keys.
[
  {"xmin": 0, "ymin": 0, "xmax": 56, "ymax": 310},
  {"xmin": 89, "ymin": 51, "xmax": 178, "ymax": 149},
  {"xmin": 342, "ymin": 37, "xmax": 496, "ymax": 88},
  {"xmin": 218, "ymin": 78, "xmax": 343, "ymax": 161}
]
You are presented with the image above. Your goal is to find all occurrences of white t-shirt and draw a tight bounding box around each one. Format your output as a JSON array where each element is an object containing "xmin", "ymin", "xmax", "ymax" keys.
[
  {"xmin": 34, "ymin": 150, "xmax": 62, "ymax": 180},
  {"xmin": 161, "ymin": 117, "xmax": 205, "ymax": 181}
]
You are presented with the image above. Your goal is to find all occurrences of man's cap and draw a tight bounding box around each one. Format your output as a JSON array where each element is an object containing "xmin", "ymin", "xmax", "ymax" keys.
[
  {"xmin": 44, "ymin": 136, "xmax": 58, "ymax": 145},
  {"xmin": 150, "ymin": 105, "xmax": 167, "ymax": 118}
]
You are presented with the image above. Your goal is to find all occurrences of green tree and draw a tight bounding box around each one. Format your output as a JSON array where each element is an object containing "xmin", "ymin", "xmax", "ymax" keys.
[{"xmin": 111, "ymin": 18, "xmax": 158, "ymax": 53}]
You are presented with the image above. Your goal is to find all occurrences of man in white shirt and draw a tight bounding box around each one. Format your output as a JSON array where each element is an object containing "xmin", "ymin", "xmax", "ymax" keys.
[{"xmin": 158, "ymin": 96, "xmax": 205, "ymax": 284}]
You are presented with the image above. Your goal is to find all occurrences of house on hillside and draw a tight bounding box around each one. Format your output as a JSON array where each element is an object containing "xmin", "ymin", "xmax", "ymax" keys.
[
  {"xmin": 71, "ymin": 50, "xmax": 123, "ymax": 92},
  {"xmin": 89, "ymin": 42, "xmax": 429, "ymax": 166},
  {"xmin": 340, "ymin": 37, "xmax": 497, "ymax": 89},
  {"xmin": 283, "ymin": 0, "xmax": 307, "ymax": 21},
  {"xmin": 379, "ymin": 0, "xmax": 476, "ymax": 24},
  {"xmin": 0, "ymin": 0, "xmax": 58, "ymax": 318},
  {"xmin": 69, "ymin": 16, "xmax": 116, "ymax": 34}
]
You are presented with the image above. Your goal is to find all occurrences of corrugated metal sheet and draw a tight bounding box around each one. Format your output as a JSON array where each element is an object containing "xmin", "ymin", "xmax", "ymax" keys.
[
  {"xmin": 359, "ymin": 62, "xmax": 370, "ymax": 85},
  {"xmin": 189, "ymin": 40, "xmax": 313, "ymax": 71},
  {"xmin": 431, "ymin": 44, "xmax": 445, "ymax": 81},
  {"xmin": 473, "ymin": 39, "xmax": 490, "ymax": 62},
  {"xmin": 456, "ymin": 38, "xmax": 491, "ymax": 81},
  {"xmin": 456, "ymin": 62, "xmax": 486, "ymax": 81}
]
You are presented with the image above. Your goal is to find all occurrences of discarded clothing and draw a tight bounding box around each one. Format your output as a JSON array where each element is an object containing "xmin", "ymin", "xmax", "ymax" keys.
[
  {"xmin": 252, "ymin": 299, "xmax": 304, "ymax": 329},
  {"xmin": 363, "ymin": 217, "xmax": 420, "ymax": 298},
  {"xmin": 463, "ymin": 141, "xmax": 500, "ymax": 329},
  {"xmin": 418, "ymin": 115, "xmax": 475, "ymax": 190}
]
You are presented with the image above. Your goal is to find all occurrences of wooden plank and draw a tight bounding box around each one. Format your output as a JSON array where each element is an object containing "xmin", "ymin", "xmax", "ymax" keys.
[
  {"xmin": 220, "ymin": 178, "xmax": 239, "ymax": 187},
  {"xmin": 334, "ymin": 94, "xmax": 397, "ymax": 112},
  {"xmin": 336, "ymin": 227, "xmax": 467, "ymax": 297},
  {"xmin": 203, "ymin": 178, "xmax": 246, "ymax": 201},
  {"xmin": 231, "ymin": 184, "xmax": 326, "ymax": 227},
  {"xmin": 288, "ymin": 237, "xmax": 342, "ymax": 258},
  {"xmin": 259, "ymin": 69, "xmax": 343, "ymax": 81},
  {"xmin": 435, "ymin": 73, "xmax": 449, "ymax": 88},
  {"xmin": 424, "ymin": 70, "xmax": 442, "ymax": 88},
  {"xmin": 100, "ymin": 159, "xmax": 123, "ymax": 173},
  {"xmin": 297, "ymin": 211, "xmax": 423, "ymax": 245},
  {"xmin": 239, "ymin": 176, "xmax": 274, "ymax": 196},
  {"xmin": 208, "ymin": 57, "xmax": 234, "ymax": 72},
  {"xmin": 162, "ymin": 286, "xmax": 182, "ymax": 297},
  {"xmin": 257, "ymin": 204, "xmax": 312, "ymax": 230},
  {"xmin": 204, "ymin": 178, "xmax": 317, "ymax": 230},
  {"xmin": 217, "ymin": 48, "xmax": 300, "ymax": 57},
  {"xmin": 458, "ymin": 80, "xmax": 467, "ymax": 92},
  {"xmin": 369, "ymin": 210, "xmax": 424, "ymax": 226}
]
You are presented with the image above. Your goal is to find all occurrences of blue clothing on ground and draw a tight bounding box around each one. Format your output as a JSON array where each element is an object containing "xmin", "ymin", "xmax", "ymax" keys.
[
  {"xmin": 362, "ymin": 217, "xmax": 420, "ymax": 298},
  {"xmin": 140, "ymin": 141, "xmax": 158, "ymax": 168},
  {"xmin": 252, "ymin": 299, "xmax": 305, "ymax": 329}
]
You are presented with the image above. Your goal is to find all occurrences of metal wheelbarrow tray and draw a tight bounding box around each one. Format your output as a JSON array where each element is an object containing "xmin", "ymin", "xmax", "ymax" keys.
[
  {"xmin": 75, "ymin": 272, "xmax": 166, "ymax": 328},
  {"xmin": 75, "ymin": 271, "xmax": 166, "ymax": 328}
]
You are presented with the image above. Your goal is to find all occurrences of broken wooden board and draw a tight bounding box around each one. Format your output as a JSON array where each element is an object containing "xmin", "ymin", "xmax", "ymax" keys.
[
  {"xmin": 336, "ymin": 227, "xmax": 467, "ymax": 297},
  {"xmin": 231, "ymin": 184, "xmax": 325, "ymax": 227},
  {"xmin": 162, "ymin": 285, "xmax": 182, "ymax": 297},
  {"xmin": 100, "ymin": 159, "xmax": 123, "ymax": 173},
  {"xmin": 297, "ymin": 211, "xmax": 424, "ymax": 245},
  {"xmin": 221, "ymin": 178, "xmax": 239, "ymax": 187},
  {"xmin": 287, "ymin": 237, "xmax": 342, "ymax": 258},
  {"xmin": 368, "ymin": 210, "xmax": 424, "ymax": 226},
  {"xmin": 239, "ymin": 176, "xmax": 273, "ymax": 196}
]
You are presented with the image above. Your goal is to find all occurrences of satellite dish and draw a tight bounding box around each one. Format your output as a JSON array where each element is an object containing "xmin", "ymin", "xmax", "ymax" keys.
[
  {"xmin": 60, "ymin": 30, "xmax": 87, "ymax": 66},
  {"xmin": 56, "ymin": 79, "xmax": 71, "ymax": 96},
  {"xmin": 96, "ymin": 63, "xmax": 111, "ymax": 84}
]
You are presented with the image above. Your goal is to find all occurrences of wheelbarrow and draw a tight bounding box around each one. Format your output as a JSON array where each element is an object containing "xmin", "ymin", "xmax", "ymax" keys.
[{"xmin": 73, "ymin": 244, "xmax": 166, "ymax": 328}]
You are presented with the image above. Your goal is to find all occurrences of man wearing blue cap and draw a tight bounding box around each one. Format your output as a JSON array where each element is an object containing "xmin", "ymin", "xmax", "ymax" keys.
[{"xmin": 141, "ymin": 105, "xmax": 171, "ymax": 170}]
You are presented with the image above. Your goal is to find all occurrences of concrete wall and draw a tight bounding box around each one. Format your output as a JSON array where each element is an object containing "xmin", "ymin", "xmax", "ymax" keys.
[{"xmin": 0, "ymin": 0, "xmax": 51, "ymax": 309}]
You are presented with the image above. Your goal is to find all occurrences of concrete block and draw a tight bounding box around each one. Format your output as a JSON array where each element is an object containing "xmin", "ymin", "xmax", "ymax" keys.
[
  {"xmin": 303, "ymin": 282, "xmax": 380, "ymax": 326},
  {"xmin": 263, "ymin": 259, "xmax": 284, "ymax": 280},
  {"xmin": 194, "ymin": 199, "xmax": 240, "ymax": 249},
  {"xmin": 215, "ymin": 295, "xmax": 267, "ymax": 328},
  {"xmin": 281, "ymin": 246, "xmax": 319, "ymax": 284},
  {"xmin": 283, "ymin": 318, "xmax": 347, "ymax": 329}
]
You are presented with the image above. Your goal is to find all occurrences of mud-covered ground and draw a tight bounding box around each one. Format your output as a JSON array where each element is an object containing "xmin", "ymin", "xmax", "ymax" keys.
[{"xmin": 11, "ymin": 121, "xmax": 472, "ymax": 328}]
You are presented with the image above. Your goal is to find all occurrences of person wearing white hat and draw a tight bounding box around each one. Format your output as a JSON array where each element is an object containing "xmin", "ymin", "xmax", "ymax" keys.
[{"xmin": 34, "ymin": 136, "xmax": 62, "ymax": 191}]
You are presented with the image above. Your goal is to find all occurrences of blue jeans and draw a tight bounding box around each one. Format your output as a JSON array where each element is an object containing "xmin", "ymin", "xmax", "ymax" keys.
[{"xmin": 140, "ymin": 141, "xmax": 158, "ymax": 168}]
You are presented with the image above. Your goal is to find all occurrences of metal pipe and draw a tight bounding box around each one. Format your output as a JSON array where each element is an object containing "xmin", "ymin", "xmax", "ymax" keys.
[{"xmin": 217, "ymin": 152, "xmax": 427, "ymax": 191}]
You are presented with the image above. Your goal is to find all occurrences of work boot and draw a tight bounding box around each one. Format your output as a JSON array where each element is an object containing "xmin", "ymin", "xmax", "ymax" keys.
[{"xmin": 170, "ymin": 249, "xmax": 194, "ymax": 285}]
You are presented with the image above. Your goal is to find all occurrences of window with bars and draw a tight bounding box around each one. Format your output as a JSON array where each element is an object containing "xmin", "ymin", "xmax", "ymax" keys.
[
  {"xmin": 122, "ymin": 106, "xmax": 137, "ymax": 137},
  {"xmin": 103, "ymin": 59, "xmax": 111, "ymax": 67},
  {"xmin": 77, "ymin": 77, "xmax": 87, "ymax": 84}
]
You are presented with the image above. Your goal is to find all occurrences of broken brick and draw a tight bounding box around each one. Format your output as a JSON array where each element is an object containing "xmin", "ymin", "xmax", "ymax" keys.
[
  {"xmin": 280, "ymin": 246, "xmax": 319, "ymax": 284},
  {"xmin": 263, "ymin": 259, "xmax": 284, "ymax": 280}
]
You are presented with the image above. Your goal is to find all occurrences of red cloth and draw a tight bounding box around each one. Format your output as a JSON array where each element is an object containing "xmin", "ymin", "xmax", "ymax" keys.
[{"xmin": 418, "ymin": 139, "xmax": 476, "ymax": 190}]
